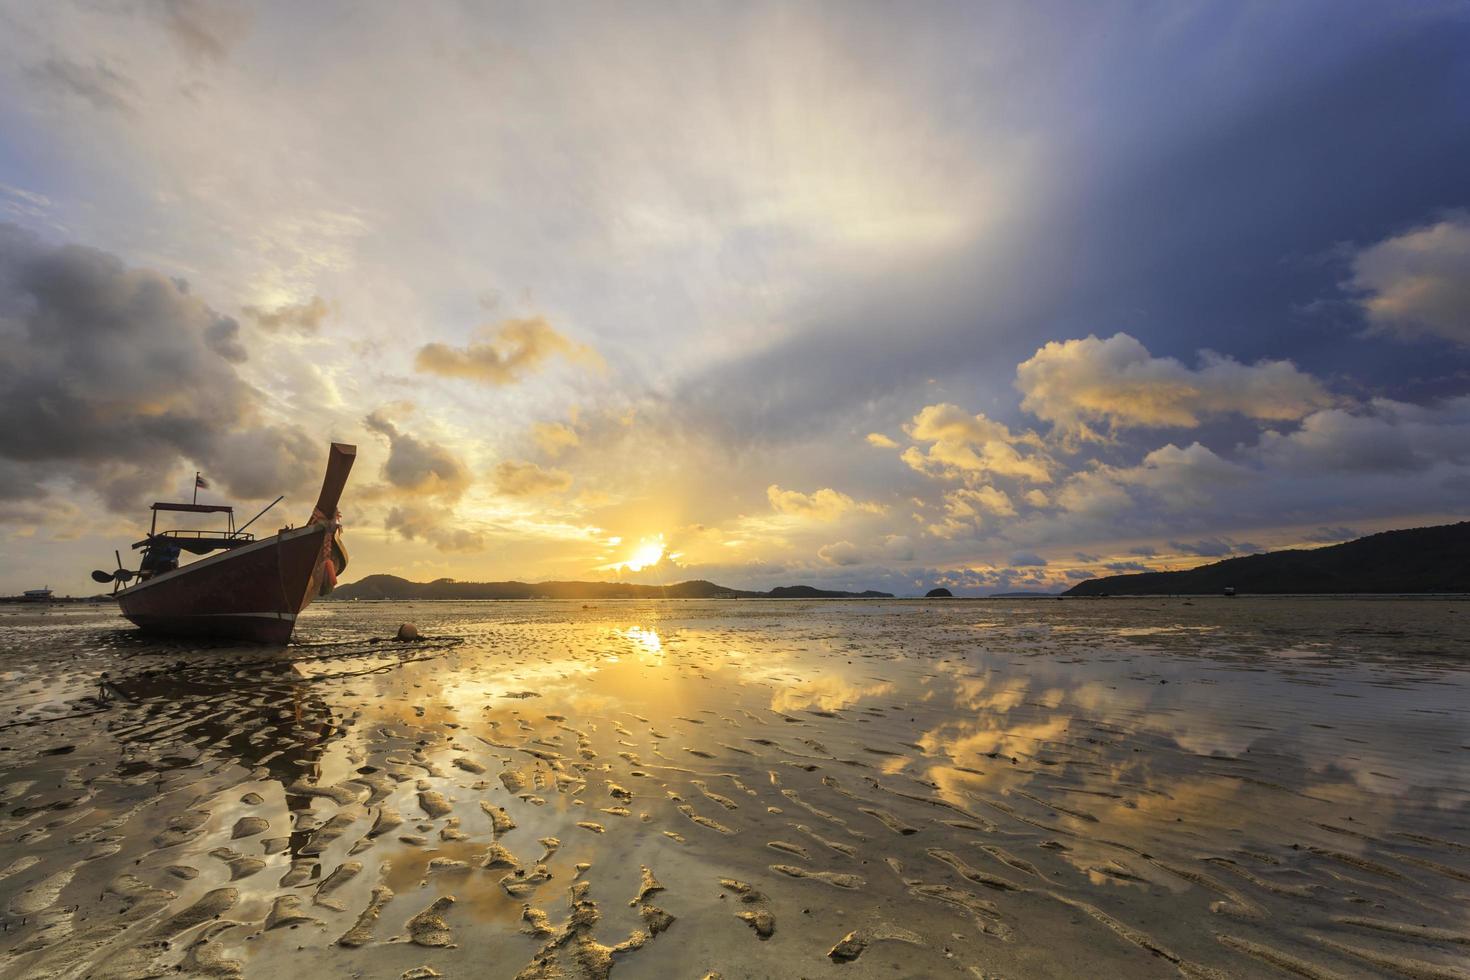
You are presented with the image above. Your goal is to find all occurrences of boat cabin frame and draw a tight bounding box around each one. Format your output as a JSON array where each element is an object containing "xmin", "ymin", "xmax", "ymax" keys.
[{"xmin": 132, "ymin": 502, "xmax": 255, "ymax": 557}]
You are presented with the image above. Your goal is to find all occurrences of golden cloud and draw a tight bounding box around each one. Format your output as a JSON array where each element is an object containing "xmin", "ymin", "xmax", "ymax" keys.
[
  {"xmin": 415, "ymin": 316, "xmax": 603, "ymax": 385},
  {"xmin": 767, "ymin": 484, "xmax": 885, "ymax": 520},
  {"xmin": 495, "ymin": 459, "xmax": 573, "ymax": 496},
  {"xmin": 1015, "ymin": 333, "xmax": 1333, "ymax": 438},
  {"xmin": 532, "ymin": 420, "xmax": 580, "ymax": 457},
  {"xmin": 1349, "ymin": 211, "xmax": 1470, "ymax": 345},
  {"xmin": 901, "ymin": 403, "xmax": 1052, "ymax": 483},
  {"xmin": 945, "ymin": 485, "xmax": 1016, "ymax": 518}
]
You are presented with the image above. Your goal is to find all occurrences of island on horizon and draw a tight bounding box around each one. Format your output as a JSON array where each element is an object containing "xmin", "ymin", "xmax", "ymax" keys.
[{"xmin": 328, "ymin": 575, "xmax": 894, "ymax": 601}]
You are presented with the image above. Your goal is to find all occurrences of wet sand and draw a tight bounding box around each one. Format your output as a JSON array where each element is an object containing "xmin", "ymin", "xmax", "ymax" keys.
[{"xmin": 0, "ymin": 597, "xmax": 1466, "ymax": 978}]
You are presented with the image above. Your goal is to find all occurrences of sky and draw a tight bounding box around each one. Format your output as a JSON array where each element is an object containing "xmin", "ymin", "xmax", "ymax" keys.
[{"xmin": 1, "ymin": 0, "xmax": 1468, "ymax": 597}]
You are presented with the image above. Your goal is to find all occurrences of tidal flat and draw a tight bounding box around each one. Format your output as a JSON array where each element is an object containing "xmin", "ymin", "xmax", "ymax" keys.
[{"xmin": 0, "ymin": 597, "xmax": 1466, "ymax": 979}]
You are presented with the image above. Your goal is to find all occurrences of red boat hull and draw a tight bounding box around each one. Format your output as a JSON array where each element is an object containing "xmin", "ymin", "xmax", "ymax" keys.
[{"xmin": 116, "ymin": 523, "xmax": 334, "ymax": 643}]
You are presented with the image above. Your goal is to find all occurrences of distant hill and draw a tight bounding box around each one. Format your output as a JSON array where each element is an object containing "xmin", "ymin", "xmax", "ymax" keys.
[
  {"xmin": 1064, "ymin": 522, "xmax": 1470, "ymax": 596},
  {"xmin": 765, "ymin": 585, "xmax": 892, "ymax": 599},
  {"xmin": 330, "ymin": 574, "xmax": 893, "ymax": 601}
]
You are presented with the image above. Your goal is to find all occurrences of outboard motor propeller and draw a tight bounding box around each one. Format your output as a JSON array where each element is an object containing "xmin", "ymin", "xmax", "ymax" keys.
[{"xmin": 91, "ymin": 550, "xmax": 136, "ymax": 594}]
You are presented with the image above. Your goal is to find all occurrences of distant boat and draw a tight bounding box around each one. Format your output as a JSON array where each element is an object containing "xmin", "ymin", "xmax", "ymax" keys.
[
  {"xmin": 21, "ymin": 587, "xmax": 53, "ymax": 601},
  {"xmin": 105, "ymin": 443, "xmax": 356, "ymax": 643},
  {"xmin": 1223, "ymin": 586, "xmax": 1236, "ymax": 597}
]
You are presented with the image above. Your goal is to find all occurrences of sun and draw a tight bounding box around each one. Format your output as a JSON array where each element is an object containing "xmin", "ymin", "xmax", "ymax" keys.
[{"xmin": 622, "ymin": 535, "xmax": 666, "ymax": 572}]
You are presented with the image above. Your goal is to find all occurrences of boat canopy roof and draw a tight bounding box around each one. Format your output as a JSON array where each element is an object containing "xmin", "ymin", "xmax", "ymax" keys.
[
  {"xmin": 150, "ymin": 502, "xmax": 234, "ymax": 514},
  {"xmin": 132, "ymin": 532, "xmax": 252, "ymax": 554}
]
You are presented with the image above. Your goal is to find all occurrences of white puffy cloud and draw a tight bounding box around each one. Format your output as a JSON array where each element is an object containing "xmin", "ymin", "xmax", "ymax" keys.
[
  {"xmin": 818, "ymin": 540, "xmax": 862, "ymax": 566},
  {"xmin": 1122, "ymin": 442, "xmax": 1252, "ymax": 508},
  {"xmin": 901, "ymin": 403, "xmax": 1052, "ymax": 483},
  {"xmin": 1034, "ymin": 397, "xmax": 1470, "ymax": 558},
  {"xmin": 946, "ymin": 486, "xmax": 1016, "ymax": 518},
  {"xmin": 1015, "ymin": 333, "xmax": 1333, "ymax": 437},
  {"xmin": 1055, "ymin": 442, "xmax": 1250, "ymax": 518},
  {"xmin": 865, "ymin": 432, "xmax": 899, "ymax": 449},
  {"xmin": 922, "ymin": 486, "xmax": 1018, "ymax": 540},
  {"xmin": 1053, "ymin": 466, "xmax": 1137, "ymax": 518},
  {"xmin": 1348, "ymin": 212, "xmax": 1470, "ymax": 344},
  {"xmin": 768, "ymin": 484, "xmax": 884, "ymax": 521},
  {"xmin": 1253, "ymin": 397, "xmax": 1470, "ymax": 473}
]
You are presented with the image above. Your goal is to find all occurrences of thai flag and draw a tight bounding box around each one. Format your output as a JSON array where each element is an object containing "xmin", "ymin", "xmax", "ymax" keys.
[{"xmin": 196, "ymin": 474, "xmax": 210, "ymax": 490}]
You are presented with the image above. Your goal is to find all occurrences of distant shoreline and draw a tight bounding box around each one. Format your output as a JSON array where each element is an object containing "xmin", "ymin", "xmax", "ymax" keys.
[
  {"xmin": 4, "ymin": 592, "xmax": 1465, "ymax": 608},
  {"xmin": 314, "ymin": 592, "xmax": 1468, "ymax": 602}
]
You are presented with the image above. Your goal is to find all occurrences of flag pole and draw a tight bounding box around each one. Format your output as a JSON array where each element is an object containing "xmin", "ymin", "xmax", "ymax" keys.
[{"xmin": 193, "ymin": 471, "xmax": 199, "ymax": 505}]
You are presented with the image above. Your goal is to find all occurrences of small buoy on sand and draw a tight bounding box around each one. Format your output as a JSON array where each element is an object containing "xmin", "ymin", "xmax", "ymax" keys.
[{"xmin": 395, "ymin": 623, "xmax": 420, "ymax": 642}]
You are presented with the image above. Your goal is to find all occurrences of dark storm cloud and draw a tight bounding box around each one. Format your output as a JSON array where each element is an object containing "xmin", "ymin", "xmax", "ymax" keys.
[
  {"xmin": 0, "ymin": 459, "xmax": 40, "ymax": 501},
  {"xmin": 203, "ymin": 314, "xmax": 247, "ymax": 362},
  {"xmin": 209, "ymin": 427, "xmax": 321, "ymax": 500},
  {"xmin": 0, "ymin": 223, "xmax": 317, "ymax": 512},
  {"xmin": 27, "ymin": 57, "xmax": 137, "ymax": 115},
  {"xmin": 1169, "ymin": 538, "xmax": 1236, "ymax": 558},
  {"xmin": 1305, "ymin": 526, "xmax": 1359, "ymax": 544},
  {"xmin": 363, "ymin": 410, "xmax": 471, "ymax": 499},
  {"xmin": 1105, "ymin": 560, "xmax": 1149, "ymax": 573}
]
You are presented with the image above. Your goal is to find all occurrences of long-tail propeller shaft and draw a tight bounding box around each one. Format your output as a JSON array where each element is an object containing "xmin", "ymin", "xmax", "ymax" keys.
[{"xmin": 91, "ymin": 549, "xmax": 136, "ymax": 593}]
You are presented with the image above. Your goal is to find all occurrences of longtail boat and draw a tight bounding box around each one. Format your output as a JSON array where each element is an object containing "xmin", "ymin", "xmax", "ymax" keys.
[{"xmin": 105, "ymin": 443, "xmax": 356, "ymax": 643}]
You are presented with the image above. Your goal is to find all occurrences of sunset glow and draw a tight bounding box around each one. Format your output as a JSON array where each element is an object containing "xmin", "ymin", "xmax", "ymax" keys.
[
  {"xmin": 0, "ymin": 8, "xmax": 1464, "ymax": 980},
  {"xmin": 617, "ymin": 537, "xmax": 666, "ymax": 573},
  {"xmin": 0, "ymin": 3, "xmax": 1466, "ymax": 598}
]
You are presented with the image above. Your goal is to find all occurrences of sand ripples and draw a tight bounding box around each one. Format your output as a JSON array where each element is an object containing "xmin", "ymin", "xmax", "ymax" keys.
[{"xmin": 0, "ymin": 597, "xmax": 1465, "ymax": 977}]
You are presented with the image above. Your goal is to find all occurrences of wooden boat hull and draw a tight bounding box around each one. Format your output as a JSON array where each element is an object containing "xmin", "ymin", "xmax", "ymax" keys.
[{"xmin": 116, "ymin": 523, "xmax": 334, "ymax": 643}]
